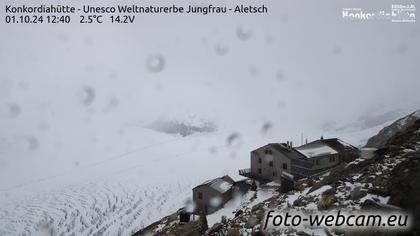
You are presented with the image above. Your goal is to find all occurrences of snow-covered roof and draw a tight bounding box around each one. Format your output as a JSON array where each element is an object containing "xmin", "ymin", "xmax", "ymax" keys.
[
  {"xmin": 281, "ymin": 171, "xmax": 294, "ymax": 180},
  {"xmin": 195, "ymin": 176, "xmax": 234, "ymax": 193},
  {"xmin": 336, "ymin": 139, "xmax": 354, "ymax": 148},
  {"xmin": 295, "ymin": 143, "xmax": 338, "ymax": 158},
  {"xmin": 268, "ymin": 143, "xmax": 307, "ymax": 160},
  {"xmin": 210, "ymin": 180, "xmax": 233, "ymax": 193},
  {"xmin": 266, "ymin": 181, "xmax": 281, "ymax": 187}
]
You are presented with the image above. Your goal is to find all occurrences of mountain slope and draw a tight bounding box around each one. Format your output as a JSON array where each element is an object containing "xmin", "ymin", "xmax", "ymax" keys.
[{"xmin": 365, "ymin": 109, "xmax": 420, "ymax": 148}]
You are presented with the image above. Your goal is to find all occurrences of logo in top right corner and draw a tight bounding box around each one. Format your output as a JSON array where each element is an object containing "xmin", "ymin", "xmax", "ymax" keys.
[
  {"xmin": 391, "ymin": 4, "xmax": 416, "ymax": 22},
  {"xmin": 342, "ymin": 4, "xmax": 416, "ymax": 23}
]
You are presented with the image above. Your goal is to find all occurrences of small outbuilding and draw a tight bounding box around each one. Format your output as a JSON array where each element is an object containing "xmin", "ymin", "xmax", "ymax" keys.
[
  {"xmin": 280, "ymin": 171, "xmax": 295, "ymax": 193},
  {"xmin": 193, "ymin": 175, "xmax": 235, "ymax": 214}
]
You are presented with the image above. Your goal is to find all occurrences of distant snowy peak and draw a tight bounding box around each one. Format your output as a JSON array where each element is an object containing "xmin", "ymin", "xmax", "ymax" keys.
[
  {"xmin": 144, "ymin": 118, "xmax": 217, "ymax": 137},
  {"xmin": 365, "ymin": 109, "xmax": 420, "ymax": 148}
]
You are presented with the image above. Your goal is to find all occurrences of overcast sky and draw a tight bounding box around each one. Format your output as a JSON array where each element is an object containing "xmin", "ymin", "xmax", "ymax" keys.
[{"xmin": 0, "ymin": 0, "xmax": 419, "ymax": 189}]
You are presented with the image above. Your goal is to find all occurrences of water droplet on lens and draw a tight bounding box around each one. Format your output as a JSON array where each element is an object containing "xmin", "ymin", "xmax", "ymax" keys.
[
  {"xmin": 236, "ymin": 25, "xmax": 252, "ymax": 40},
  {"xmin": 8, "ymin": 103, "xmax": 21, "ymax": 117},
  {"xmin": 261, "ymin": 122, "xmax": 273, "ymax": 135},
  {"xmin": 26, "ymin": 136, "xmax": 39, "ymax": 151},
  {"xmin": 226, "ymin": 133, "xmax": 242, "ymax": 148},
  {"xmin": 146, "ymin": 54, "xmax": 166, "ymax": 73},
  {"xmin": 184, "ymin": 198, "xmax": 196, "ymax": 213},
  {"xmin": 214, "ymin": 42, "xmax": 229, "ymax": 56},
  {"xmin": 81, "ymin": 86, "xmax": 95, "ymax": 106},
  {"xmin": 210, "ymin": 196, "xmax": 222, "ymax": 207}
]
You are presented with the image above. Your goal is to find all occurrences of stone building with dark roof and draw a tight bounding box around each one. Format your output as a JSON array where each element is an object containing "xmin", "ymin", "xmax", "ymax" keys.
[{"xmin": 192, "ymin": 175, "xmax": 235, "ymax": 214}]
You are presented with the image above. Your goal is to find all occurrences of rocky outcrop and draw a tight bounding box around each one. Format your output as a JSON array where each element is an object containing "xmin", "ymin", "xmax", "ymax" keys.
[
  {"xmin": 349, "ymin": 186, "xmax": 367, "ymax": 201},
  {"xmin": 365, "ymin": 109, "xmax": 420, "ymax": 148},
  {"xmin": 317, "ymin": 188, "xmax": 337, "ymax": 210}
]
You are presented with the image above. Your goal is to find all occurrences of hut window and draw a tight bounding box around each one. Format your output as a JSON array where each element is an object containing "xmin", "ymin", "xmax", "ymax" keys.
[
  {"xmin": 258, "ymin": 158, "xmax": 262, "ymax": 164},
  {"xmin": 269, "ymin": 161, "xmax": 273, "ymax": 167},
  {"xmin": 282, "ymin": 163, "xmax": 287, "ymax": 170},
  {"xmin": 258, "ymin": 168, "xmax": 262, "ymax": 174},
  {"xmin": 329, "ymin": 156, "xmax": 335, "ymax": 162},
  {"xmin": 315, "ymin": 160, "xmax": 320, "ymax": 165},
  {"xmin": 265, "ymin": 149, "xmax": 272, "ymax": 155},
  {"xmin": 198, "ymin": 192, "xmax": 203, "ymax": 199}
]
